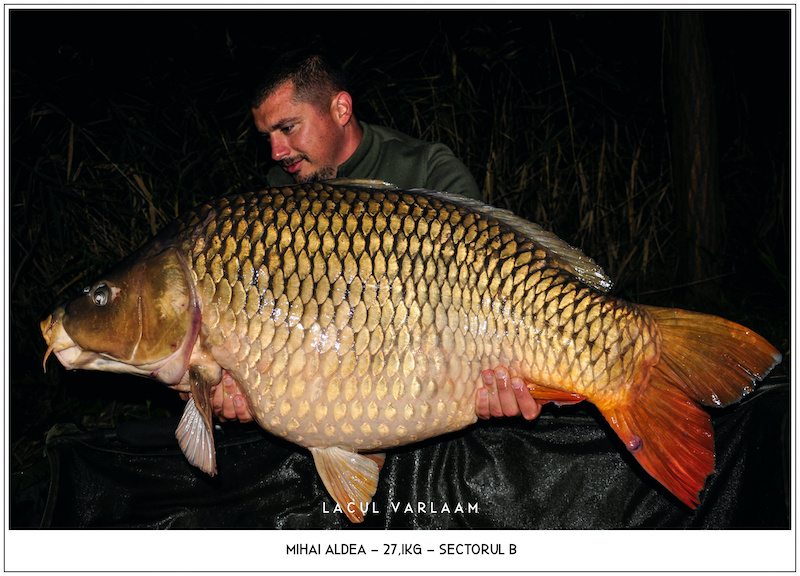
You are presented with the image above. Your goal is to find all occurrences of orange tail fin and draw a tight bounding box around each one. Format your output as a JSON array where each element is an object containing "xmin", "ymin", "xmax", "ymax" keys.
[{"xmin": 600, "ymin": 306, "xmax": 781, "ymax": 508}]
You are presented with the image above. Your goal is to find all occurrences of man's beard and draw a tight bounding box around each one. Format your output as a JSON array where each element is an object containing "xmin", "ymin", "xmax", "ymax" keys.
[
  {"xmin": 283, "ymin": 156, "xmax": 337, "ymax": 183},
  {"xmin": 295, "ymin": 165, "xmax": 338, "ymax": 183}
]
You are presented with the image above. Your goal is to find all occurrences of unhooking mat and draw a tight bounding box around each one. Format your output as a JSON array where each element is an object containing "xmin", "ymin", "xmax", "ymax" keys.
[{"xmin": 40, "ymin": 378, "xmax": 789, "ymax": 529}]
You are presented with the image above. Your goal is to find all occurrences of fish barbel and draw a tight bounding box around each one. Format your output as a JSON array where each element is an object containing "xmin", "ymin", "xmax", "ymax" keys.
[{"xmin": 40, "ymin": 180, "xmax": 781, "ymax": 522}]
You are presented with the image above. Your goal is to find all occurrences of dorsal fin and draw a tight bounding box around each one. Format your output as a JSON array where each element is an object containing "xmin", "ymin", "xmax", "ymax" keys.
[
  {"xmin": 411, "ymin": 189, "xmax": 613, "ymax": 292},
  {"xmin": 326, "ymin": 178, "xmax": 399, "ymax": 190}
]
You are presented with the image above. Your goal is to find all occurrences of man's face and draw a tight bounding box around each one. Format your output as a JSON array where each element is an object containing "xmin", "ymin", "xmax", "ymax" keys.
[{"xmin": 252, "ymin": 82, "xmax": 346, "ymax": 183}]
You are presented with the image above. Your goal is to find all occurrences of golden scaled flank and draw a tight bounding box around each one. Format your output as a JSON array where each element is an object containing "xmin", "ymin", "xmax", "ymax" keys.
[{"xmin": 174, "ymin": 185, "xmax": 658, "ymax": 452}]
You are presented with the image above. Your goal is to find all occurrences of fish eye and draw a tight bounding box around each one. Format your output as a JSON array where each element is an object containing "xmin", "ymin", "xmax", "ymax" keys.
[{"xmin": 92, "ymin": 284, "xmax": 110, "ymax": 307}]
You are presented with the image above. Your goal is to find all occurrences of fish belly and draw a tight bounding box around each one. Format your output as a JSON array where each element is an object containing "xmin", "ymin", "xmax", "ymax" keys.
[
  {"xmin": 217, "ymin": 339, "xmax": 482, "ymax": 450},
  {"xmin": 262, "ymin": 352, "xmax": 479, "ymax": 451}
]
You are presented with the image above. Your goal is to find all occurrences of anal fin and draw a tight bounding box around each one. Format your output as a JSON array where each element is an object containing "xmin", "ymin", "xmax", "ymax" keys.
[
  {"xmin": 526, "ymin": 382, "xmax": 587, "ymax": 406},
  {"xmin": 310, "ymin": 447, "xmax": 385, "ymax": 523}
]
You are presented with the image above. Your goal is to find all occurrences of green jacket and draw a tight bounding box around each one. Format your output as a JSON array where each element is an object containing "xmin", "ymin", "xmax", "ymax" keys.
[{"xmin": 264, "ymin": 122, "xmax": 481, "ymax": 200}]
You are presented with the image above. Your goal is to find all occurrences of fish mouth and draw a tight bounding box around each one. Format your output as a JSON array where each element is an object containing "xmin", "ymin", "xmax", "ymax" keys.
[
  {"xmin": 40, "ymin": 304, "xmax": 200, "ymax": 383},
  {"xmin": 41, "ymin": 310, "xmax": 83, "ymax": 372},
  {"xmin": 40, "ymin": 309, "xmax": 109, "ymax": 372}
]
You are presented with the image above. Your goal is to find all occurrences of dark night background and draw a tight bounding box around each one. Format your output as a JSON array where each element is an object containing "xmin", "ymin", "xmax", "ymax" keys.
[{"xmin": 7, "ymin": 8, "xmax": 792, "ymax": 533}]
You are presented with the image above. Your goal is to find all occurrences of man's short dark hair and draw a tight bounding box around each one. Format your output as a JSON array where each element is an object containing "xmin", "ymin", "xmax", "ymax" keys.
[{"xmin": 250, "ymin": 48, "xmax": 350, "ymax": 110}]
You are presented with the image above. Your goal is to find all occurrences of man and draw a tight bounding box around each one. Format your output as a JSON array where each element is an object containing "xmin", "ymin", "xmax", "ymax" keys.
[
  {"xmin": 206, "ymin": 49, "xmax": 540, "ymax": 423},
  {"xmin": 251, "ymin": 48, "xmax": 482, "ymax": 198}
]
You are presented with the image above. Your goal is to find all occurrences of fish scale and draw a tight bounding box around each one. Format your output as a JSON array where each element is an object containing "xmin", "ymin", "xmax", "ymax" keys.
[
  {"xmin": 175, "ymin": 184, "xmax": 651, "ymax": 452},
  {"xmin": 41, "ymin": 180, "xmax": 781, "ymax": 523}
]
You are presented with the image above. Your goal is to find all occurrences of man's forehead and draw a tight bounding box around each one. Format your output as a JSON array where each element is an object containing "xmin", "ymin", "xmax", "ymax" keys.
[
  {"xmin": 253, "ymin": 85, "xmax": 303, "ymax": 127},
  {"xmin": 257, "ymin": 82, "xmax": 297, "ymax": 111},
  {"xmin": 272, "ymin": 80, "xmax": 298, "ymax": 101}
]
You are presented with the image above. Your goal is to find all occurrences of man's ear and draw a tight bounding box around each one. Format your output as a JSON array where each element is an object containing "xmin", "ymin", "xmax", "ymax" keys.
[{"xmin": 332, "ymin": 91, "xmax": 354, "ymax": 126}]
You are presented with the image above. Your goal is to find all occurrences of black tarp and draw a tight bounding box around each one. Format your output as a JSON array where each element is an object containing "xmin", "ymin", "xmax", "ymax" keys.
[{"xmin": 38, "ymin": 378, "xmax": 789, "ymax": 529}]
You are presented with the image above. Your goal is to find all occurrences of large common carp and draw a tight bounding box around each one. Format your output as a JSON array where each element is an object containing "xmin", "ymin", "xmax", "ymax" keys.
[{"xmin": 41, "ymin": 180, "xmax": 781, "ymax": 523}]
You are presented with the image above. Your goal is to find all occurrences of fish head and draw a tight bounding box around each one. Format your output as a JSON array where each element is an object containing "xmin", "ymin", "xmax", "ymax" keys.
[{"xmin": 41, "ymin": 248, "xmax": 200, "ymax": 385}]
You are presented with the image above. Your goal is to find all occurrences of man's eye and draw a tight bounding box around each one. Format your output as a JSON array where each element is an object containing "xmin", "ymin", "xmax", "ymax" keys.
[{"xmin": 281, "ymin": 125, "xmax": 294, "ymax": 134}]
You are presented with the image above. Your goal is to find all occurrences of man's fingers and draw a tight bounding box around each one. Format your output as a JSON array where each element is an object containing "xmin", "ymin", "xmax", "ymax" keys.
[
  {"xmin": 232, "ymin": 394, "xmax": 253, "ymax": 423},
  {"xmin": 478, "ymin": 367, "xmax": 522, "ymax": 418},
  {"xmin": 476, "ymin": 367, "xmax": 545, "ymax": 420},
  {"xmin": 480, "ymin": 369, "xmax": 506, "ymax": 417},
  {"xmin": 476, "ymin": 388, "xmax": 491, "ymax": 420},
  {"xmin": 510, "ymin": 377, "xmax": 543, "ymax": 420},
  {"xmin": 218, "ymin": 374, "xmax": 237, "ymax": 420},
  {"xmin": 493, "ymin": 368, "xmax": 523, "ymax": 417}
]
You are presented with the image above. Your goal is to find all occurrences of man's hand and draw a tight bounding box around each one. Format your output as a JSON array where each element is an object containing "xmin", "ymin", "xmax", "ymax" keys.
[
  {"xmin": 475, "ymin": 366, "xmax": 543, "ymax": 420},
  {"xmin": 180, "ymin": 372, "xmax": 253, "ymax": 423},
  {"xmin": 212, "ymin": 372, "xmax": 253, "ymax": 423}
]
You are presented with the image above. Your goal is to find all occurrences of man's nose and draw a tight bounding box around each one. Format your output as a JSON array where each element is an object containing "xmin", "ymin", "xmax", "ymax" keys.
[{"xmin": 270, "ymin": 136, "xmax": 290, "ymax": 161}]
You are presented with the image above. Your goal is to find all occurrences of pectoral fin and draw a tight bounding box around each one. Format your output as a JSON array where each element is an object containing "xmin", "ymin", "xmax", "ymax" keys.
[
  {"xmin": 310, "ymin": 447, "xmax": 385, "ymax": 523},
  {"xmin": 175, "ymin": 364, "xmax": 219, "ymax": 476}
]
